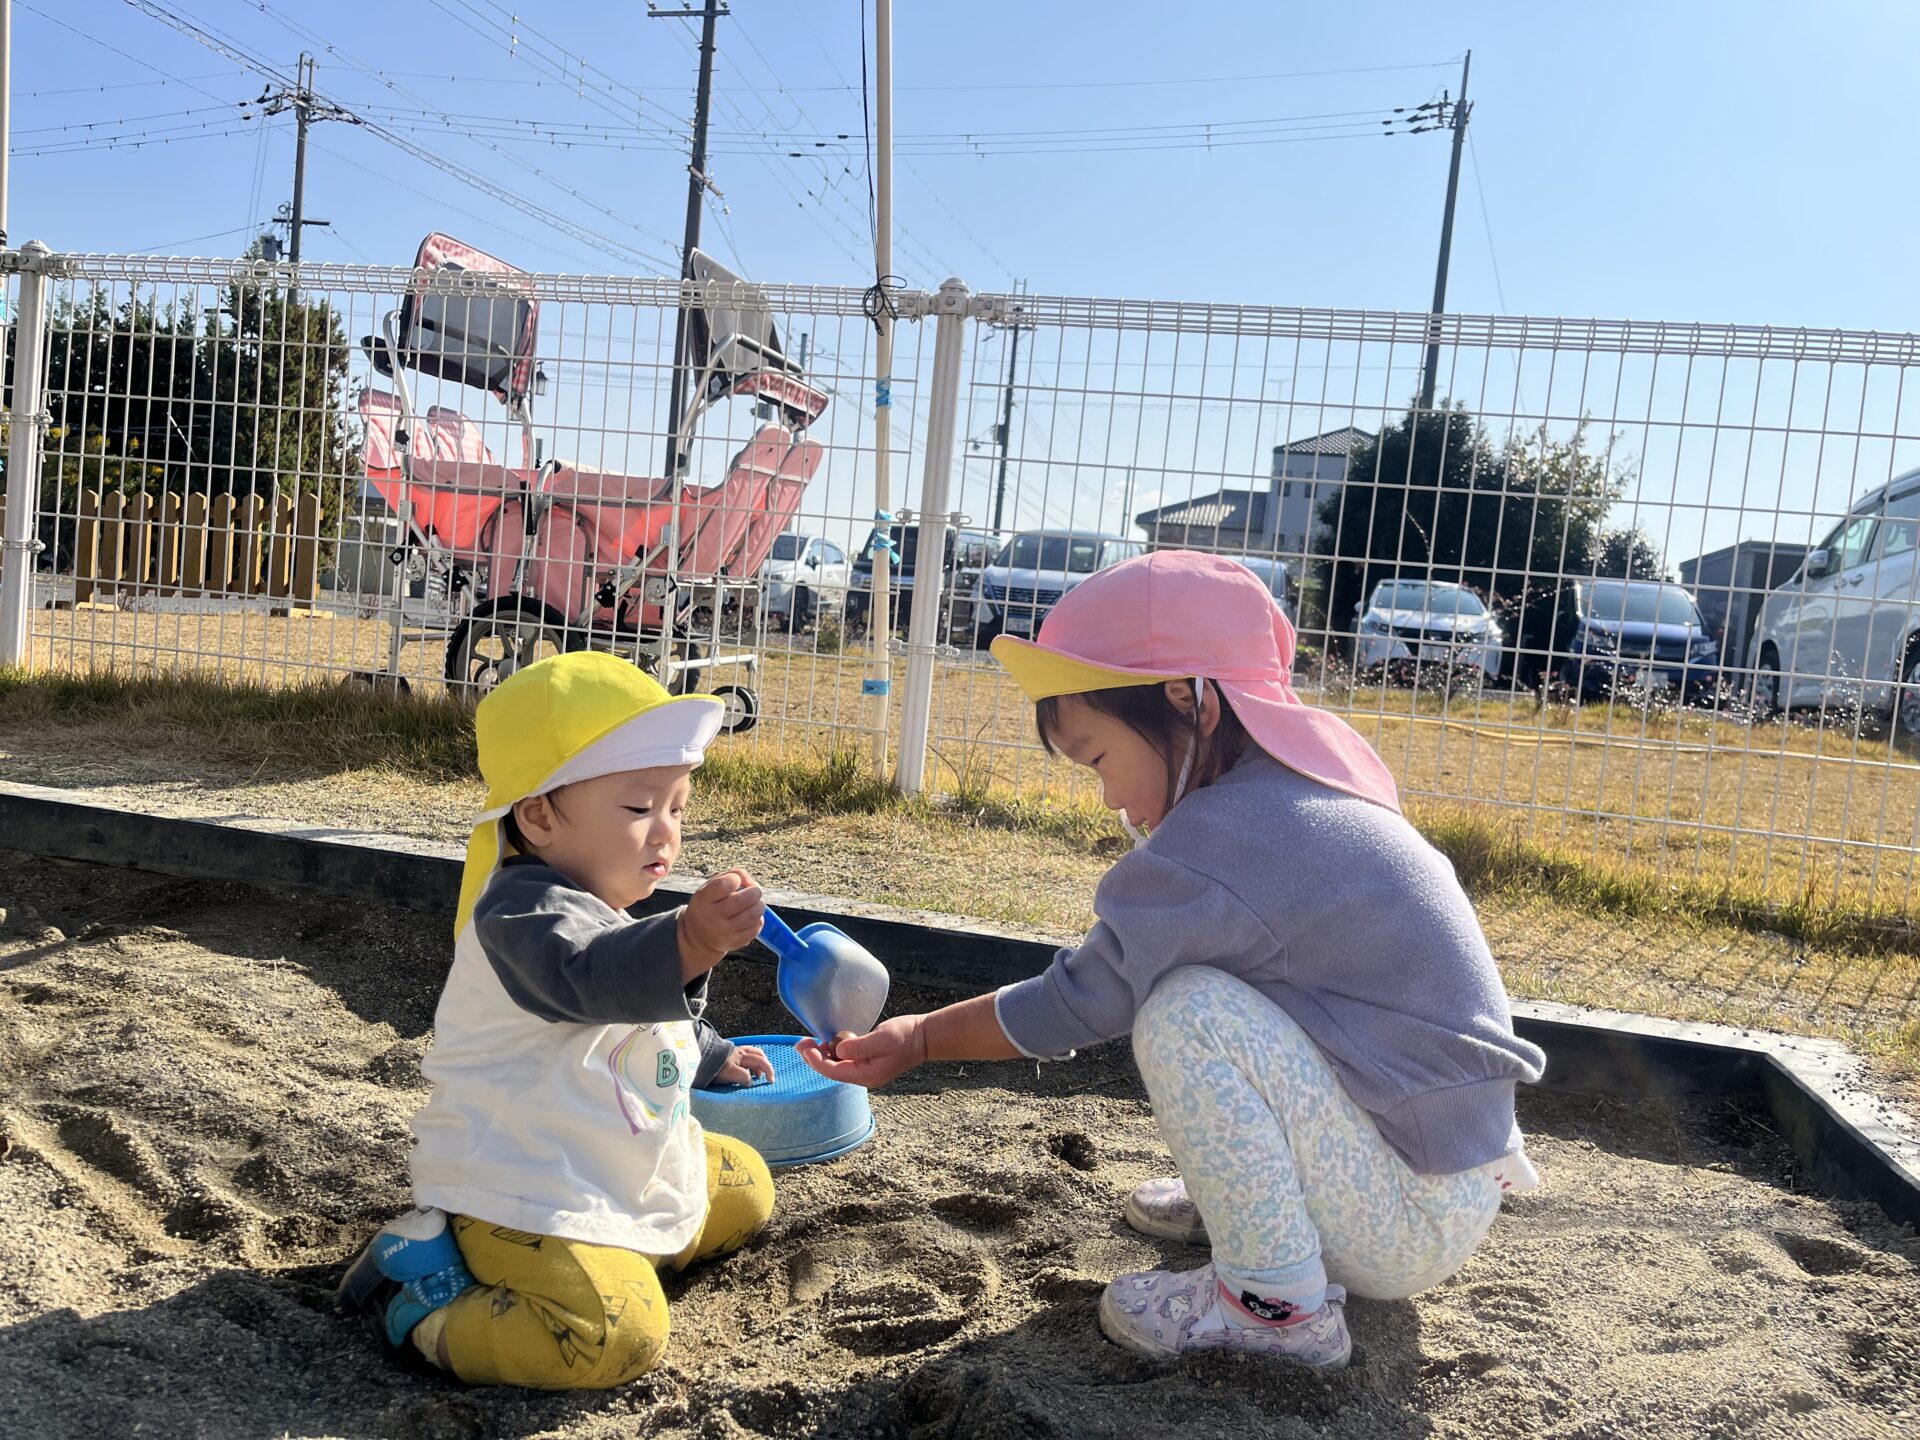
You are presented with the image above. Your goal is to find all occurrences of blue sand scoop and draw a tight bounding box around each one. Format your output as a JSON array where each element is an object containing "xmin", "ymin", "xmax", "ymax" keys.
[
  {"xmin": 758, "ymin": 908, "xmax": 891, "ymax": 1043},
  {"xmin": 690, "ymin": 1035, "xmax": 875, "ymax": 1167}
]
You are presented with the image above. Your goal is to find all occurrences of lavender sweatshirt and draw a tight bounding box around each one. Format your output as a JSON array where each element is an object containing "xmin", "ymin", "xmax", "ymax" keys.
[{"xmin": 994, "ymin": 748, "xmax": 1545, "ymax": 1174}]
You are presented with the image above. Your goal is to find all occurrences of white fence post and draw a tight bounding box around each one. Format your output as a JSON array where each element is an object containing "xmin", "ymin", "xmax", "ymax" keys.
[
  {"xmin": 895, "ymin": 276, "xmax": 970, "ymax": 795},
  {"xmin": 0, "ymin": 238, "xmax": 51, "ymax": 668}
]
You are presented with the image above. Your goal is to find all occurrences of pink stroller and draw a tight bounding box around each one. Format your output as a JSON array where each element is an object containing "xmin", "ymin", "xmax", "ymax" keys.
[{"xmin": 358, "ymin": 234, "xmax": 828, "ymax": 731}]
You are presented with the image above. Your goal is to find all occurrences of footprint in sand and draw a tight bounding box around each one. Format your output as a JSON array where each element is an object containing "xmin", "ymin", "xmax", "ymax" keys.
[
  {"xmin": 1773, "ymin": 1230, "xmax": 1873, "ymax": 1277},
  {"xmin": 929, "ymin": 1193, "xmax": 1027, "ymax": 1234},
  {"xmin": 51, "ymin": 1107, "xmax": 173, "ymax": 1201},
  {"xmin": 1461, "ymin": 1280, "xmax": 1559, "ymax": 1336},
  {"xmin": 821, "ymin": 1256, "xmax": 998, "ymax": 1356}
]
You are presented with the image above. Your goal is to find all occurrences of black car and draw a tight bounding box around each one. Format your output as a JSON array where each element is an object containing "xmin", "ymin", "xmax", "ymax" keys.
[
  {"xmin": 847, "ymin": 524, "xmax": 997, "ymax": 639},
  {"xmin": 1560, "ymin": 580, "xmax": 1723, "ymax": 702}
]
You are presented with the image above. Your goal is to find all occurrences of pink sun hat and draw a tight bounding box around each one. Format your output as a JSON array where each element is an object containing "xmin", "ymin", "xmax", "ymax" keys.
[{"xmin": 990, "ymin": 549, "xmax": 1401, "ymax": 813}]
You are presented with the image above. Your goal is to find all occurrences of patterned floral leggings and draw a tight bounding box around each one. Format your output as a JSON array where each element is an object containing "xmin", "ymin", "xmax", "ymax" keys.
[{"xmin": 1133, "ymin": 966, "xmax": 1506, "ymax": 1301}]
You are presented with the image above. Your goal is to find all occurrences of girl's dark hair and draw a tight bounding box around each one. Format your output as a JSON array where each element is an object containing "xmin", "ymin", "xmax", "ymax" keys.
[{"xmin": 1036, "ymin": 680, "xmax": 1250, "ymax": 813}]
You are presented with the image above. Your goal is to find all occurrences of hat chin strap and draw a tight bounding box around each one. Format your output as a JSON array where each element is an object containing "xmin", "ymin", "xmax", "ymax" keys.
[{"xmin": 1119, "ymin": 678, "xmax": 1203, "ymax": 851}]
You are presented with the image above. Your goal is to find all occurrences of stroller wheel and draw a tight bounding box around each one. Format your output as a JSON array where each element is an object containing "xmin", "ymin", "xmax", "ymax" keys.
[
  {"xmin": 711, "ymin": 684, "xmax": 759, "ymax": 735},
  {"xmin": 446, "ymin": 599, "xmax": 570, "ymax": 698}
]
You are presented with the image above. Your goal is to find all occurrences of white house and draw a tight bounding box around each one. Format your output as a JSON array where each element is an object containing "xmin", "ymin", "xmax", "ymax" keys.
[{"xmin": 1135, "ymin": 425, "xmax": 1372, "ymax": 558}]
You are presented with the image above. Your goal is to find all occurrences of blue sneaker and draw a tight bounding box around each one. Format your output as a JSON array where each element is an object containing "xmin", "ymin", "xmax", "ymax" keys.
[{"xmin": 338, "ymin": 1208, "xmax": 477, "ymax": 1352}]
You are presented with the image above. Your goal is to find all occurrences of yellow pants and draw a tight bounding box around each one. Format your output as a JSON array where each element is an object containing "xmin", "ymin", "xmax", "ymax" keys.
[{"xmin": 434, "ymin": 1133, "xmax": 774, "ymax": 1389}]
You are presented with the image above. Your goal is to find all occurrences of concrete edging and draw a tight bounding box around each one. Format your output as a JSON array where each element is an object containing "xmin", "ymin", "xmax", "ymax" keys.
[{"xmin": 3, "ymin": 779, "xmax": 1916, "ymax": 1228}]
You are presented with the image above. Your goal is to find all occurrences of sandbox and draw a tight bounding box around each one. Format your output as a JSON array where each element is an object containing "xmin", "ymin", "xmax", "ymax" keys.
[{"xmin": 3, "ymin": 852, "xmax": 1918, "ymax": 1437}]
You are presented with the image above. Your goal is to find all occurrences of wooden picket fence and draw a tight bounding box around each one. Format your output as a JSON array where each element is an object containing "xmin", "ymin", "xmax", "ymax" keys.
[{"xmin": 70, "ymin": 488, "xmax": 325, "ymax": 607}]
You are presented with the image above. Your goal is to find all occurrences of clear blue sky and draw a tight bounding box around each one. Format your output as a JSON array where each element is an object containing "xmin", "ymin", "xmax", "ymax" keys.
[
  {"xmin": 17, "ymin": 0, "xmax": 1920, "ymax": 330},
  {"xmin": 13, "ymin": 1, "xmax": 1920, "ymax": 559}
]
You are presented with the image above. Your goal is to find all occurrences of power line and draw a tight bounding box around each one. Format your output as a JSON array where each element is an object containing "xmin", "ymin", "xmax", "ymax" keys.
[
  {"xmin": 305, "ymin": 134, "xmax": 620, "ymax": 272},
  {"xmin": 246, "ymin": 0, "xmax": 685, "ymax": 254},
  {"xmin": 1467, "ymin": 129, "xmax": 1509, "ymax": 314},
  {"xmin": 19, "ymin": 70, "xmax": 250, "ymax": 97},
  {"xmin": 13, "ymin": 102, "xmax": 244, "ymax": 135},
  {"xmin": 784, "ymin": 2, "xmax": 1007, "ymax": 281},
  {"xmin": 17, "ymin": 1, "xmax": 244, "ymax": 108},
  {"xmin": 14, "ymin": 121, "xmax": 258, "ymax": 158},
  {"xmin": 645, "ymin": 12, "xmax": 868, "ymax": 272},
  {"xmin": 771, "ymin": 58, "xmax": 1465, "ymax": 93},
  {"xmin": 133, "ymin": 222, "xmax": 261, "ymax": 253},
  {"xmin": 122, "ymin": 0, "xmax": 678, "ymax": 271},
  {"xmin": 411, "ymin": 0, "xmax": 689, "ymax": 139}
]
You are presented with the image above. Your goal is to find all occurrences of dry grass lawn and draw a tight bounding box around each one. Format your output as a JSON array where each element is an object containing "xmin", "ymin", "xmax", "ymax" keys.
[{"xmin": 31, "ymin": 603, "xmax": 1920, "ymax": 922}]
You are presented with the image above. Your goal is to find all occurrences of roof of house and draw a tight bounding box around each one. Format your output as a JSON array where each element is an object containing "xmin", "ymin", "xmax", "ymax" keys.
[
  {"xmin": 1136, "ymin": 489, "xmax": 1268, "ymax": 532},
  {"xmin": 1271, "ymin": 424, "xmax": 1374, "ymax": 459},
  {"xmin": 1135, "ymin": 427, "xmax": 1371, "ymax": 531}
]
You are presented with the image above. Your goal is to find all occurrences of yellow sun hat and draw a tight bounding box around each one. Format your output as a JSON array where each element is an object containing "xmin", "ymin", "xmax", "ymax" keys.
[{"xmin": 456, "ymin": 651, "xmax": 724, "ymax": 933}]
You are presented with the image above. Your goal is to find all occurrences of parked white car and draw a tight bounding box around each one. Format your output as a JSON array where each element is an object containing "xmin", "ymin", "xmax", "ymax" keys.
[
  {"xmin": 1751, "ymin": 468, "xmax": 1920, "ymax": 735},
  {"xmin": 1353, "ymin": 579, "xmax": 1503, "ymax": 681},
  {"xmin": 756, "ymin": 533, "xmax": 851, "ymax": 630}
]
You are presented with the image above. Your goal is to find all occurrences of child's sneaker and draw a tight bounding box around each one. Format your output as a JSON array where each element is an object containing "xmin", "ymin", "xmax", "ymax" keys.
[
  {"xmin": 337, "ymin": 1207, "xmax": 477, "ymax": 1352},
  {"xmin": 1098, "ymin": 1262, "xmax": 1352, "ymax": 1369},
  {"xmin": 1123, "ymin": 1175, "xmax": 1209, "ymax": 1245}
]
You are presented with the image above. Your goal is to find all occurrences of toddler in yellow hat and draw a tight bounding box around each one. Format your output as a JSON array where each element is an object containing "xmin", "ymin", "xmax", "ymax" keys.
[{"xmin": 339, "ymin": 652, "xmax": 775, "ymax": 1389}]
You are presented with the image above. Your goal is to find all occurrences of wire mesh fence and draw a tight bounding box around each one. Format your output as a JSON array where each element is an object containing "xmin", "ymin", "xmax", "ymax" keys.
[{"xmin": 4, "ymin": 245, "xmax": 1919, "ymax": 921}]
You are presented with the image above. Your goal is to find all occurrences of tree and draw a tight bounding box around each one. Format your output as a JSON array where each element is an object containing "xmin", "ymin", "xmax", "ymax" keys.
[
  {"xmin": 1320, "ymin": 406, "xmax": 1635, "ymax": 681},
  {"xmin": 6, "ymin": 236, "xmax": 358, "ymax": 567},
  {"xmin": 1591, "ymin": 526, "xmax": 1669, "ymax": 581}
]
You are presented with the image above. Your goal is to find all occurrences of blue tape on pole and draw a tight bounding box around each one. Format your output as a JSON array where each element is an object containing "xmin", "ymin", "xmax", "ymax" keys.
[
  {"xmin": 862, "ymin": 679, "xmax": 891, "ymax": 697},
  {"xmin": 875, "ymin": 378, "xmax": 892, "ymax": 409}
]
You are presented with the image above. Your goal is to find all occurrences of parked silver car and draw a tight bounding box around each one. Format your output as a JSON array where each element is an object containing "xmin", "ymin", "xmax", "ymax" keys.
[
  {"xmin": 1353, "ymin": 579, "xmax": 1503, "ymax": 682},
  {"xmin": 1751, "ymin": 467, "xmax": 1920, "ymax": 735}
]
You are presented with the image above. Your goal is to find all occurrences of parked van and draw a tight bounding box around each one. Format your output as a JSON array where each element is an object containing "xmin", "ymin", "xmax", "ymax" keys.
[{"xmin": 1752, "ymin": 467, "xmax": 1920, "ymax": 735}]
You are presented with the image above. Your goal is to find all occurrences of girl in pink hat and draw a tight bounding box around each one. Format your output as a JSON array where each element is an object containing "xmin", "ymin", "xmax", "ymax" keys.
[{"xmin": 803, "ymin": 550, "xmax": 1544, "ymax": 1371}]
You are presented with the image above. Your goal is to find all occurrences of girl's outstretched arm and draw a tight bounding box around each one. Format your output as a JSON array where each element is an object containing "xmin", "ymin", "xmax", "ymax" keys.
[{"xmin": 796, "ymin": 992, "xmax": 1020, "ymax": 1089}]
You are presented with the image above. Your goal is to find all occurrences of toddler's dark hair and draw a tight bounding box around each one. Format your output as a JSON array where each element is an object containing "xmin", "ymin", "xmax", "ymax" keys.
[{"xmin": 1035, "ymin": 681, "xmax": 1250, "ymax": 813}]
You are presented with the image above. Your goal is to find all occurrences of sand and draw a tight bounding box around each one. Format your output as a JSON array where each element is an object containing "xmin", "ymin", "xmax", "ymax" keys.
[{"xmin": 2, "ymin": 851, "xmax": 1917, "ymax": 1440}]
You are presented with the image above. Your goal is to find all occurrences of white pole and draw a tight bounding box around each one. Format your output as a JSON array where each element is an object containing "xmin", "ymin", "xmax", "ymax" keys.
[
  {"xmin": 897, "ymin": 277, "xmax": 968, "ymax": 795},
  {"xmin": 866, "ymin": 0, "xmax": 894, "ymax": 775},
  {"xmin": 0, "ymin": 0, "xmax": 11, "ymax": 250},
  {"xmin": 0, "ymin": 240, "xmax": 50, "ymax": 668}
]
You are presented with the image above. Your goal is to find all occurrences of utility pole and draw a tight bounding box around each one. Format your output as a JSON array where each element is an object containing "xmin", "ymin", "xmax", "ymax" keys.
[
  {"xmin": 652, "ymin": 0, "xmax": 727, "ymax": 482},
  {"xmin": 990, "ymin": 291, "xmax": 1024, "ymax": 533},
  {"xmin": 257, "ymin": 54, "xmax": 348, "ymax": 264},
  {"xmin": 1419, "ymin": 50, "xmax": 1471, "ymax": 412}
]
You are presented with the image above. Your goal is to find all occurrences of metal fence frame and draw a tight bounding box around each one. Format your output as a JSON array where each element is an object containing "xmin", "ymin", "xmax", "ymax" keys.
[{"xmin": 5, "ymin": 243, "xmax": 1920, "ymax": 918}]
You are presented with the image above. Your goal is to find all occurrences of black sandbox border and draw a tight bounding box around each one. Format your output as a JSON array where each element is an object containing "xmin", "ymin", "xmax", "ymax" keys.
[{"xmin": 4, "ymin": 779, "xmax": 1916, "ymax": 1229}]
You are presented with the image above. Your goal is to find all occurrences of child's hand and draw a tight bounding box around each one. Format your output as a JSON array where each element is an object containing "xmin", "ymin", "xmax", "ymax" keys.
[
  {"xmin": 712, "ymin": 1044, "xmax": 774, "ymax": 1087},
  {"xmin": 797, "ymin": 1014, "xmax": 927, "ymax": 1090},
  {"xmin": 679, "ymin": 869, "xmax": 764, "ymax": 979}
]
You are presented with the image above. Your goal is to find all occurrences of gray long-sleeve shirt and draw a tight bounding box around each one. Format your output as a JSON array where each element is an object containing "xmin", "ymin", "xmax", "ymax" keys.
[
  {"xmin": 995, "ymin": 748, "xmax": 1545, "ymax": 1174},
  {"xmin": 472, "ymin": 857, "xmax": 737, "ymax": 1087}
]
